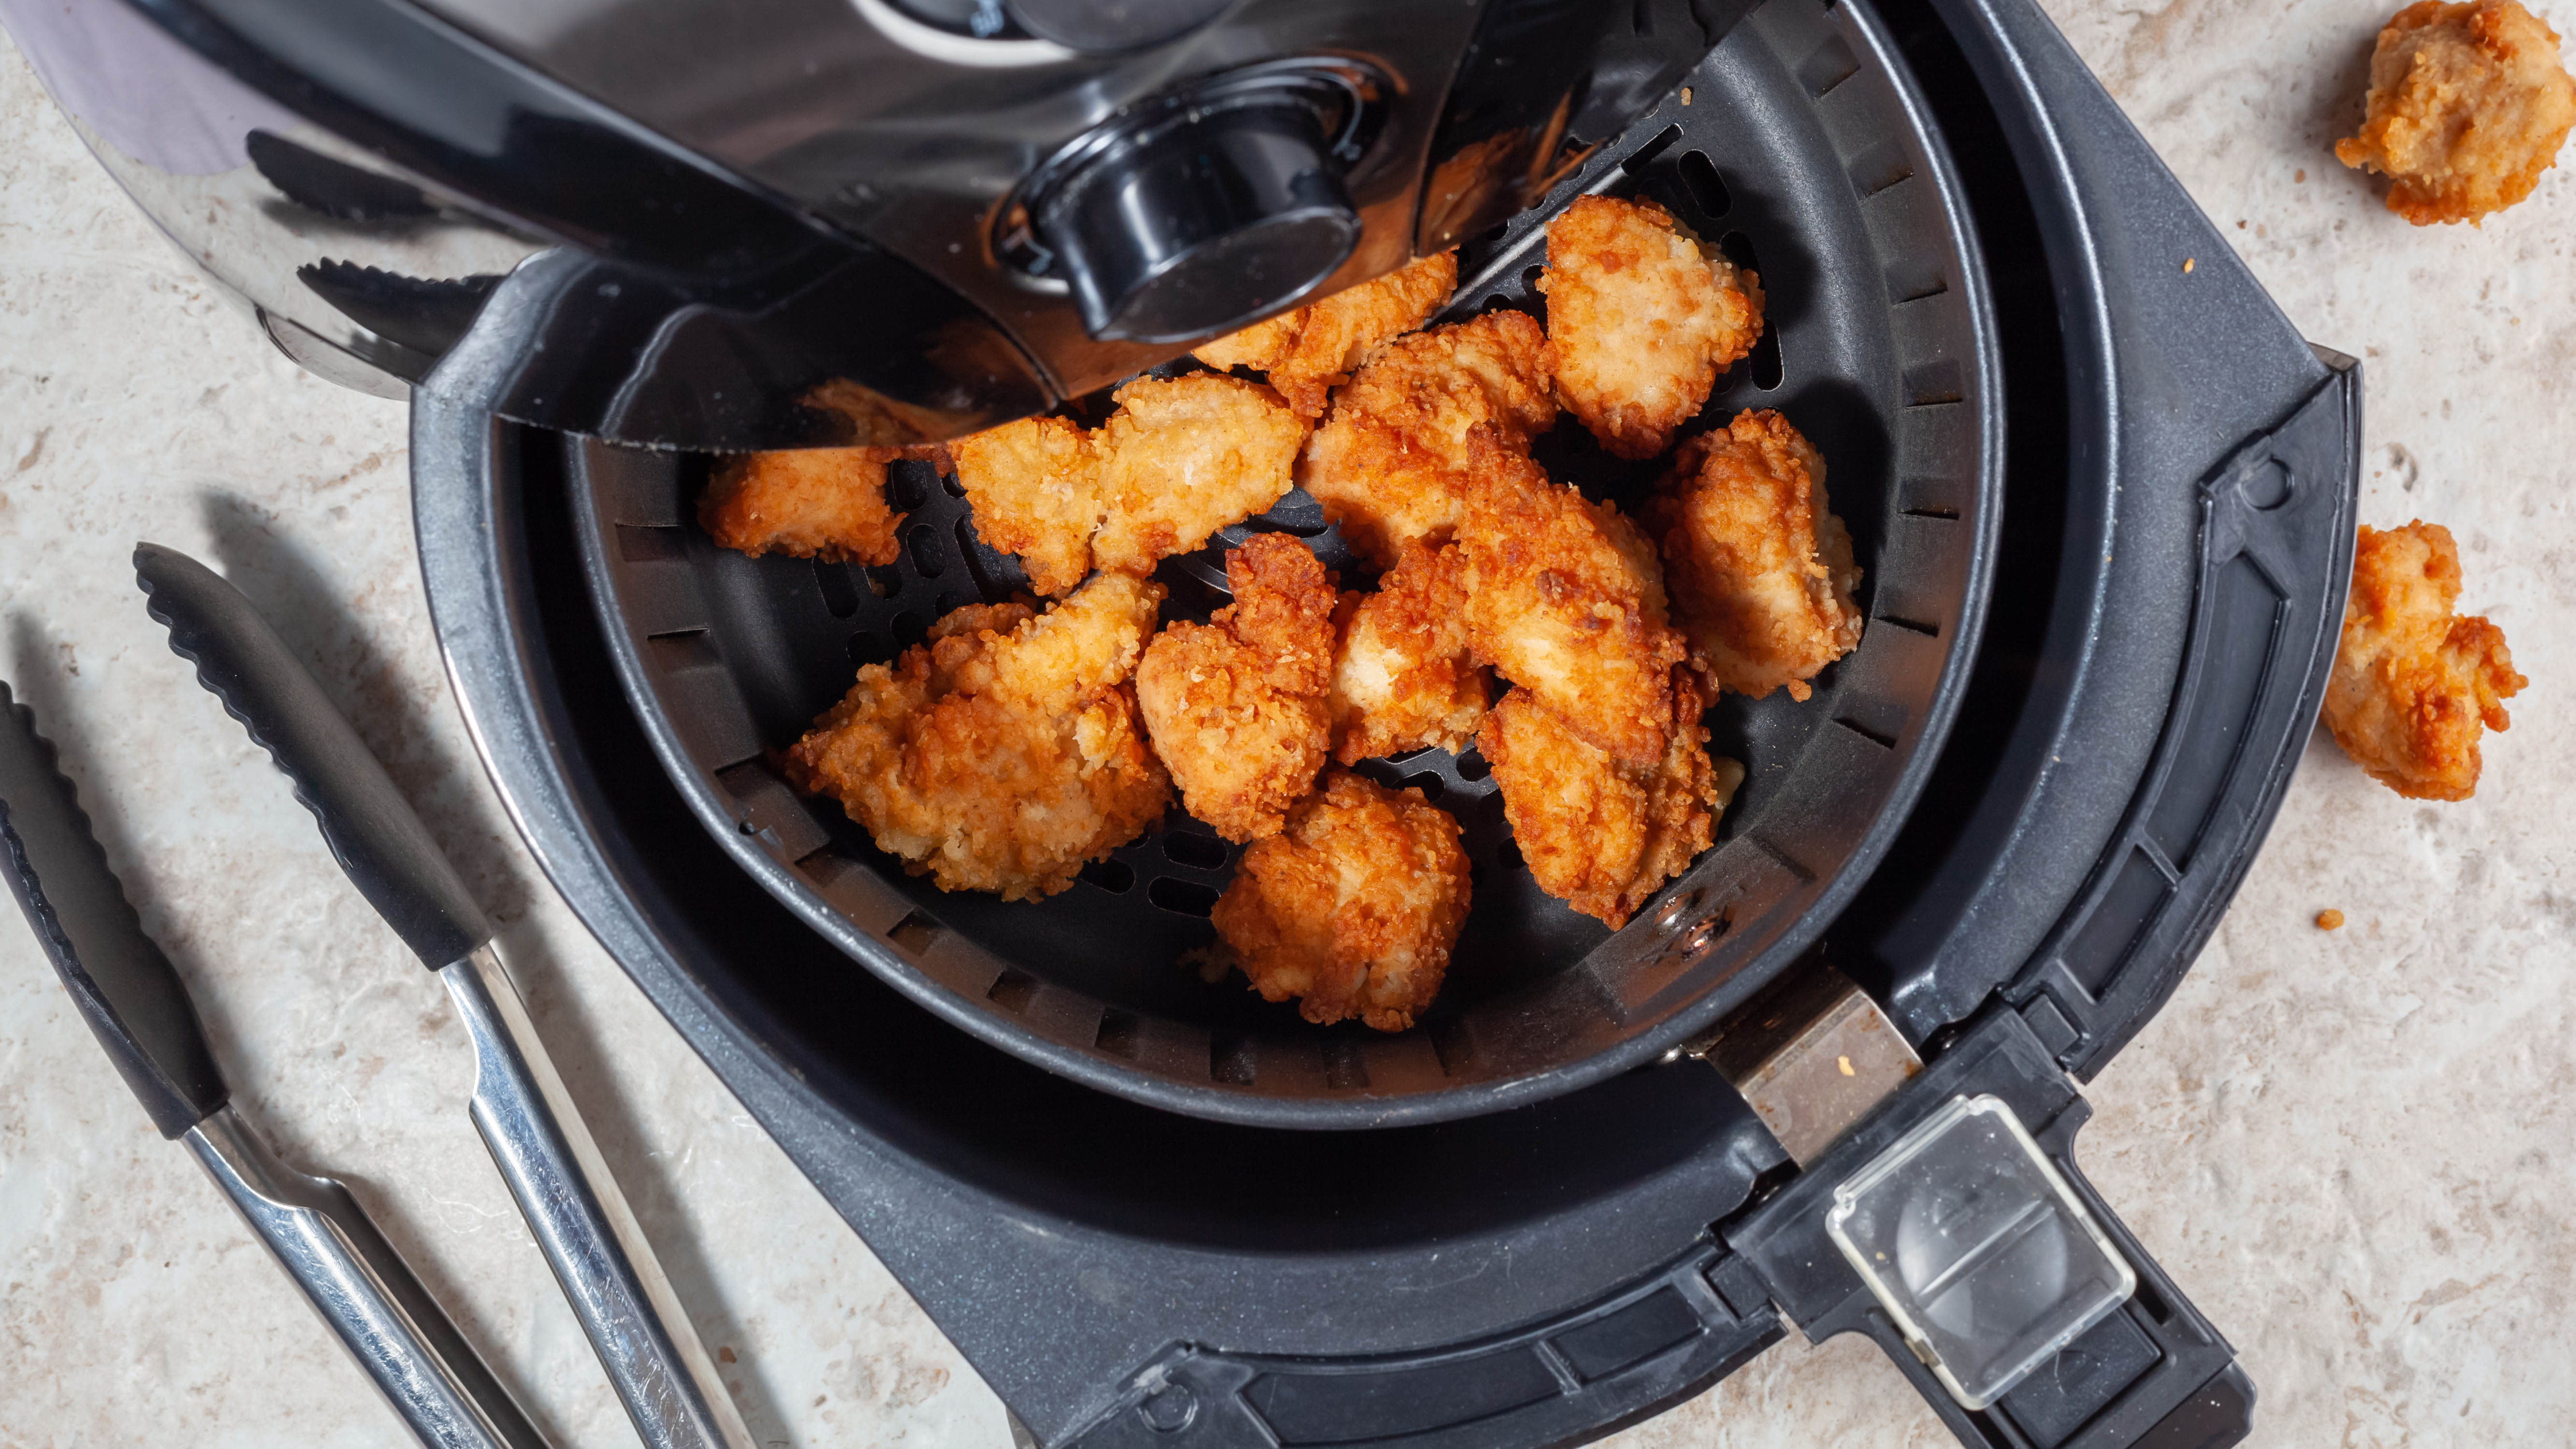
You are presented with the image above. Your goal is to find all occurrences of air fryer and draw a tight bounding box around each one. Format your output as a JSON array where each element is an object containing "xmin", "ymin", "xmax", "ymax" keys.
[{"xmin": 11, "ymin": 0, "xmax": 2362, "ymax": 1443}]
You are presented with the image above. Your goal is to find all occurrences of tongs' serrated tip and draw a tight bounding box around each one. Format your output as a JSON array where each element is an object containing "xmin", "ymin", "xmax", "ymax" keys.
[
  {"xmin": 0, "ymin": 680, "xmax": 143, "ymax": 954},
  {"xmin": 0, "ymin": 671, "xmax": 229, "ymax": 1136},
  {"xmin": 135, "ymin": 542, "xmax": 293, "ymax": 761},
  {"xmin": 132, "ymin": 542, "xmax": 491, "ymax": 972},
  {"xmin": 132, "ymin": 544, "xmax": 384, "ymax": 911}
]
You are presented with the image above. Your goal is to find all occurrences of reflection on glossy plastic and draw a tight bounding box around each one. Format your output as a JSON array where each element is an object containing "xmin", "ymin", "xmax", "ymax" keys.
[{"xmin": 1825, "ymin": 1093, "xmax": 2135, "ymax": 1409}]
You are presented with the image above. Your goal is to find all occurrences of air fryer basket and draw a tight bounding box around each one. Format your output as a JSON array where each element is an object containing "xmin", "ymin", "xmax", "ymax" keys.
[{"xmin": 567, "ymin": 0, "xmax": 2000, "ymax": 1127}]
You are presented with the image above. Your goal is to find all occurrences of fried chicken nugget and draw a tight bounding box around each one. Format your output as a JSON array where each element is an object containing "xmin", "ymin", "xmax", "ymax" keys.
[
  {"xmin": 1299, "ymin": 310, "xmax": 1558, "ymax": 568},
  {"xmin": 1458, "ymin": 442, "xmax": 1686, "ymax": 767},
  {"xmin": 699, "ymin": 446, "xmax": 911, "ymax": 563},
  {"xmin": 949, "ymin": 415, "xmax": 1101, "ymax": 596},
  {"xmin": 1193, "ymin": 252, "xmax": 1460, "ymax": 416},
  {"xmin": 951, "ymin": 375, "xmax": 1307, "ymax": 596},
  {"xmin": 1646, "ymin": 409, "xmax": 1864, "ymax": 702},
  {"xmin": 1094, "ymin": 374, "xmax": 1309, "ymax": 575},
  {"xmin": 2324, "ymin": 520, "xmax": 2526, "ymax": 800},
  {"xmin": 1135, "ymin": 534, "xmax": 1338, "ymax": 842},
  {"xmin": 2335, "ymin": 0, "xmax": 2576, "ymax": 225},
  {"xmin": 1328, "ymin": 542, "xmax": 1491, "ymax": 762},
  {"xmin": 1210, "ymin": 768, "xmax": 1472, "ymax": 1031},
  {"xmin": 1480, "ymin": 672, "xmax": 1744, "ymax": 929},
  {"xmin": 1541, "ymin": 195, "xmax": 1765, "ymax": 461},
  {"xmin": 780, "ymin": 573, "xmax": 1171, "ymax": 899}
]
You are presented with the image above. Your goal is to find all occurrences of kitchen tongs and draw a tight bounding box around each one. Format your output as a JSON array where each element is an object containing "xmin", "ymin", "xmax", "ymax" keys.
[
  {"xmin": 0, "ymin": 545, "xmax": 754, "ymax": 1449},
  {"xmin": 0, "ymin": 680, "xmax": 548, "ymax": 1449},
  {"xmin": 126, "ymin": 543, "xmax": 756, "ymax": 1449}
]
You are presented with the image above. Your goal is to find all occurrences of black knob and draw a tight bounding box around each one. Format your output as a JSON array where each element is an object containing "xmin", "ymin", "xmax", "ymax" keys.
[
  {"xmin": 1003, "ymin": 0, "xmax": 1234, "ymax": 51},
  {"xmin": 1032, "ymin": 97, "xmax": 1360, "ymax": 344}
]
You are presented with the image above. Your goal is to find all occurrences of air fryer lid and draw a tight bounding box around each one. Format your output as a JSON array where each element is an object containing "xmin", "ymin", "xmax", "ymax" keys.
[{"xmin": 566, "ymin": 0, "xmax": 2002, "ymax": 1130}]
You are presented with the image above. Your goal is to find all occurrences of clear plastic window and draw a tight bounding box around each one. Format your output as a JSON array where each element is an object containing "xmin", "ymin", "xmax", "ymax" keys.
[{"xmin": 1824, "ymin": 1094, "xmax": 2136, "ymax": 1409}]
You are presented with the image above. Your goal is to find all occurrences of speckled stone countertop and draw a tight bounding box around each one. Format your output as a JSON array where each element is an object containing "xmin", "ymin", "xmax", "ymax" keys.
[{"xmin": 3, "ymin": 0, "xmax": 2571, "ymax": 1443}]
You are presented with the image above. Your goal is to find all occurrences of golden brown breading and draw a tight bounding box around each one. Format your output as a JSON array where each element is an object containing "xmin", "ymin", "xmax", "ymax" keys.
[
  {"xmin": 950, "ymin": 375, "xmax": 1307, "ymax": 596},
  {"xmin": 1645, "ymin": 409, "xmax": 1864, "ymax": 702},
  {"xmin": 2324, "ymin": 520, "xmax": 2525, "ymax": 800},
  {"xmin": 1093, "ymin": 374, "xmax": 1309, "ymax": 575},
  {"xmin": 2335, "ymin": 0, "xmax": 2576, "ymax": 225},
  {"xmin": 1210, "ymin": 768, "xmax": 1472, "ymax": 1031},
  {"xmin": 1328, "ymin": 542, "xmax": 1491, "ymax": 762},
  {"xmin": 1541, "ymin": 194, "xmax": 1765, "ymax": 461},
  {"xmin": 1192, "ymin": 312, "xmax": 1300, "ymax": 378},
  {"xmin": 1457, "ymin": 442, "xmax": 1686, "ymax": 767},
  {"xmin": 780, "ymin": 573, "xmax": 1171, "ymax": 899},
  {"xmin": 1193, "ymin": 252, "xmax": 1460, "ymax": 416},
  {"xmin": 1135, "ymin": 534, "xmax": 1338, "ymax": 842},
  {"xmin": 1480, "ymin": 672, "xmax": 1742, "ymax": 929},
  {"xmin": 699, "ymin": 446, "xmax": 909, "ymax": 564},
  {"xmin": 950, "ymin": 415, "xmax": 1101, "ymax": 596},
  {"xmin": 1299, "ymin": 310, "xmax": 1559, "ymax": 568}
]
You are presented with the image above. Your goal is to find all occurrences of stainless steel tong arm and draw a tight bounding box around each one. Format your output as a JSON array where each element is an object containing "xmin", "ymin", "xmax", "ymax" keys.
[
  {"xmin": 185, "ymin": 1106, "xmax": 546, "ymax": 1449},
  {"xmin": 442, "ymin": 944, "xmax": 753, "ymax": 1449}
]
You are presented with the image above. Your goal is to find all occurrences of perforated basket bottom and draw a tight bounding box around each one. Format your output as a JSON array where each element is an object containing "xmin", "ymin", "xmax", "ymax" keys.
[{"xmin": 573, "ymin": 0, "xmax": 1997, "ymax": 1125}]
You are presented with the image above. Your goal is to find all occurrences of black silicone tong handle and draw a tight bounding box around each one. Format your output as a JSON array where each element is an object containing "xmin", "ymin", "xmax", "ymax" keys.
[
  {"xmin": 0, "ymin": 683, "xmax": 229, "ymax": 1138},
  {"xmin": 134, "ymin": 544, "xmax": 492, "ymax": 967}
]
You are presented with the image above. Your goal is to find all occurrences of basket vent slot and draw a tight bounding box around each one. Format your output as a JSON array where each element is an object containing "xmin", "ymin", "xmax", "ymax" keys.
[
  {"xmin": 904, "ymin": 522, "xmax": 946, "ymax": 578},
  {"xmin": 1678, "ymin": 151, "xmax": 1731, "ymax": 220},
  {"xmin": 814, "ymin": 560, "xmax": 860, "ymax": 618},
  {"xmin": 644, "ymin": 629, "xmax": 722, "ymax": 673},
  {"xmin": 987, "ymin": 968, "xmax": 1040, "ymax": 1013},
  {"xmin": 1798, "ymin": 34, "xmax": 1860, "ymax": 97},
  {"xmin": 615, "ymin": 524, "xmax": 687, "ymax": 562},
  {"xmin": 1077, "ymin": 858, "xmax": 1135, "ymax": 893},
  {"xmin": 1148, "ymin": 878, "xmax": 1220, "ymax": 918},
  {"xmin": 1323, "ymin": 1039, "xmax": 1369, "ymax": 1090},
  {"xmin": 955, "ymin": 516, "xmax": 1016, "ymax": 598},
  {"xmin": 848, "ymin": 631, "xmax": 898, "ymax": 669},
  {"xmin": 1211, "ymin": 1035, "xmax": 1258, "ymax": 1086},
  {"xmin": 1619, "ymin": 123, "xmax": 1684, "ymax": 175},
  {"xmin": 1846, "ymin": 139, "xmax": 1915, "ymax": 198},
  {"xmin": 1161, "ymin": 832, "xmax": 1229, "ymax": 870},
  {"xmin": 1903, "ymin": 359, "xmax": 1965, "ymax": 407},
  {"xmin": 1095, "ymin": 1011, "xmax": 1140, "ymax": 1058},
  {"xmin": 1834, "ymin": 717, "xmax": 1897, "ymax": 750},
  {"xmin": 885, "ymin": 459, "xmax": 933, "ymax": 511},
  {"xmin": 1879, "ymin": 615, "xmax": 1939, "ymax": 637},
  {"xmin": 1886, "ymin": 256, "xmax": 1948, "ymax": 304},
  {"xmin": 887, "ymin": 910, "xmax": 944, "ymax": 957},
  {"xmin": 1429, "ymin": 1018, "xmax": 1475, "ymax": 1077}
]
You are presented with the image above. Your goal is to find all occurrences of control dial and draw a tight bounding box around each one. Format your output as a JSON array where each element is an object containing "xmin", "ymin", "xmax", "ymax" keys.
[{"xmin": 1009, "ymin": 62, "xmax": 1383, "ymax": 344}]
